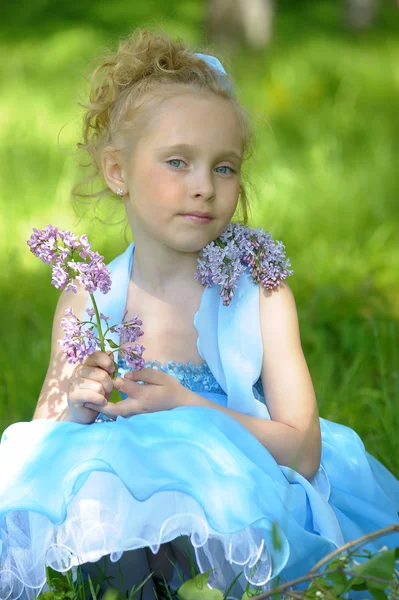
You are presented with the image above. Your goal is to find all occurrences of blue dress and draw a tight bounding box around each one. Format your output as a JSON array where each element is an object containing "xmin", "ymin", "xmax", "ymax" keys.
[{"xmin": 0, "ymin": 241, "xmax": 398, "ymax": 600}]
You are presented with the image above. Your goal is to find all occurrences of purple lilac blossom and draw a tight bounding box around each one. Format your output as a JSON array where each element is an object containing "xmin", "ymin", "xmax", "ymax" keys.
[
  {"xmin": 29, "ymin": 225, "xmax": 144, "ymax": 371},
  {"xmin": 27, "ymin": 225, "xmax": 112, "ymax": 295},
  {"xmin": 119, "ymin": 344, "xmax": 146, "ymax": 370},
  {"xmin": 111, "ymin": 315, "xmax": 144, "ymax": 345},
  {"xmin": 27, "ymin": 225, "xmax": 60, "ymax": 264},
  {"xmin": 58, "ymin": 308, "xmax": 146, "ymax": 367},
  {"xmin": 78, "ymin": 234, "xmax": 93, "ymax": 259},
  {"xmin": 58, "ymin": 230, "xmax": 80, "ymax": 250},
  {"xmin": 58, "ymin": 311, "xmax": 98, "ymax": 364},
  {"xmin": 195, "ymin": 223, "xmax": 294, "ymax": 306},
  {"xmin": 108, "ymin": 313, "xmax": 146, "ymax": 368},
  {"xmin": 51, "ymin": 264, "xmax": 70, "ymax": 290},
  {"xmin": 65, "ymin": 252, "xmax": 111, "ymax": 295}
]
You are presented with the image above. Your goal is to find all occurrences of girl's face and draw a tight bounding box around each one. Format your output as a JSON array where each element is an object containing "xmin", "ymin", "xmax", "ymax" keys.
[{"xmin": 120, "ymin": 92, "xmax": 243, "ymax": 253}]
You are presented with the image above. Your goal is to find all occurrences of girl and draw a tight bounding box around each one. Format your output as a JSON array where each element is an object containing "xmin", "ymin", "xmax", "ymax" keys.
[{"xmin": 1, "ymin": 28, "xmax": 398, "ymax": 600}]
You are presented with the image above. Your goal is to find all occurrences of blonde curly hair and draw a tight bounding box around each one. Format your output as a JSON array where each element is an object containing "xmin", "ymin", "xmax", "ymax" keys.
[{"xmin": 73, "ymin": 27, "xmax": 255, "ymax": 226}]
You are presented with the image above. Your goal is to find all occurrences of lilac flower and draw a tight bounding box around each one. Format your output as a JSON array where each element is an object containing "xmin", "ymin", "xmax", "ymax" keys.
[
  {"xmin": 65, "ymin": 282, "xmax": 78, "ymax": 294},
  {"xmin": 29, "ymin": 225, "xmax": 146, "ymax": 381},
  {"xmin": 27, "ymin": 225, "xmax": 60, "ymax": 264},
  {"xmin": 66, "ymin": 254, "xmax": 111, "ymax": 295},
  {"xmin": 58, "ymin": 307, "xmax": 146, "ymax": 368},
  {"xmin": 27, "ymin": 225, "xmax": 112, "ymax": 296},
  {"xmin": 78, "ymin": 234, "xmax": 92, "ymax": 259},
  {"xmin": 57, "ymin": 247, "xmax": 71, "ymax": 264},
  {"xmin": 195, "ymin": 223, "xmax": 294, "ymax": 306},
  {"xmin": 119, "ymin": 344, "xmax": 146, "ymax": 370},
  {"xmin": 58, "ymin": 229, "xmax": 80, "ymax": 250},
  {"xmin": 51, "ymin": 264, "xmax": 70, "ymax": 290},
  {"xmin": 110, "ymin": 312, "xmax": 144, "ymax": 345},
  {"xmin": 58, "ymin": 311, "xmax": 98, "ymax": 364}
]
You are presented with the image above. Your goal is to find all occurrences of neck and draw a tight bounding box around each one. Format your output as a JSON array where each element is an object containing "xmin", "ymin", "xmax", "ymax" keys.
[{"xmin": 130, "ymin": 232, "xmax": 203, "ymax": 298}]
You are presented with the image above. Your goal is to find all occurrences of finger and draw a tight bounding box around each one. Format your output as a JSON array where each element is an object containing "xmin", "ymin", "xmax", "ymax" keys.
[
  {"xmin": 96, "ymin": 400, "xmax": 139, "ymax": 419},
  {"xmin": 79, "ymin": 369, "xmax": 114, "ymax": 395},
  {"xmin": 84, "ymin": 351, "xmax": 115, "ymax": 375},
  {"xmin": 124, "ymin": 368, "xmax": 165, "ymax": 385},
  {"xmin": 69, "ymin": 390, "xmax": 107, "ymax": 408},
  {"xmin": 113, "ymin": 376, "xmax": 147, "ymax": 400},
  {"xmin": 76, "ymin": 377, "xmax": 109, "ymax": 397},
  {"xmin": 83, "ymin": 402, "xmax": 116, "ymax": 421}
]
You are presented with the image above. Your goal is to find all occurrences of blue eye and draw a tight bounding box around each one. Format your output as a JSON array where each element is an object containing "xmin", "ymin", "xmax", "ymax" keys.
[
  {"xmin": 167, "ymin": 159, "xmax": 185, "ymax": 169},
  {"xmin": 166, "ymin": 160, "xmax": 235, "ymax": 174},
  {"xmin": 216, "ymin": 166, "xmax": 236, "ymax": 175}
]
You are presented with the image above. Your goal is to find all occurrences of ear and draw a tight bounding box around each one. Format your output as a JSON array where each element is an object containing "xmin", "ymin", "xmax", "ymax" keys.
[{"xmin": 101, "ymin": 146, "xmax": 127, "ymax": 195}]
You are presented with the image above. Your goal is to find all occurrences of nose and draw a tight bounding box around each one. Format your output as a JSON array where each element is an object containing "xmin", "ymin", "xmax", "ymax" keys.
[{"xmin": 190, "ymin": 168, "xmax": 216, "ymax": 202}]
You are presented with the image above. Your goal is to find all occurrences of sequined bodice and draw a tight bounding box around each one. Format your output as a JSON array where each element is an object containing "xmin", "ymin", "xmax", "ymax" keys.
[
  {"xmin": 118, "ymin": 358, "xmax": 227, "ymax": 394},
  {"xmin": 95, "ymin": 358, "xmax": 264, "ymax": 422},
  {"xmin": 119, "ymin": 359, "xmax": 264, "ymax": 394}
]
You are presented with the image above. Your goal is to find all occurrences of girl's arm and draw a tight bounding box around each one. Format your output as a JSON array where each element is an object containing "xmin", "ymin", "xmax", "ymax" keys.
[
  {"xmin": 32, "ymin": 283, "xmax": 90, "ymax": 421},
  {"xmin": 185, "ymin": 282, "xmax": 321, "ymax": 481}
]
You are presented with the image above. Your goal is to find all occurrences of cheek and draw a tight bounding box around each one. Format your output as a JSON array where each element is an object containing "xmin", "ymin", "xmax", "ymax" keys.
[
  {"xmin": 221, "ymin": 179, "xmax": 240, "ymax": 209},
  {"xmin": 233, "ymin": 179, "xmax": 241, "ymax": 198},
  {"xmin": 139, "ymin": 163, "xmax": 182, "ymax": 207}
]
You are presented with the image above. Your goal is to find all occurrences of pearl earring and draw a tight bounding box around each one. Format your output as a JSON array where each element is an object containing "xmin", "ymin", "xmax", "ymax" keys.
[{"xmin": 115, "ymin": 188, "xmax": 124, "ymax": 197}]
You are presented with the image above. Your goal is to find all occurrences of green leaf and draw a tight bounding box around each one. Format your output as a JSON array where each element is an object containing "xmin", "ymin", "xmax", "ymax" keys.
[
  {"xmin": 349, "ymin": 581, "xmax": 368, "ymax": 591},
  {"xmin": 45, "ymin": 566, "xmax": 69, "ymax": 593},
  {"xmin": 87, "ymin": 573, "xmax": 100, "ymax": 600},
  {"xmin": 307, "ymin": 578, "xmax": 333, "ymax": 595},
  {"xmin": 177, "ymin": 571, "xmax": 223, "ymax": 600},
  {"xmin": 271, "ymin": 521, "xmax": 282, "ymax": 551},
  {"xmin": 369, "ymin": 589, "xmax": 388, "ymax": 600},
  {"xmin": 80, "ymin": 576, "xmax": 104, "ymax": 599},
  {"xmin": 350, "ymin": 549, "xmax": 395, "ymax": 591},
  {"xmin": 325, "ymin": 571, "xmax": 348, "ymax": 595},
  {"xmin": 241, "ymin": 587, "xmax": 265, "ymax": 600},
  {"xmin": 127, "ymin": 571, "xmax": 155, "ymax": 600},
  {"xmin": 102, "ymin": 589, "xmax": 120, "ymax": 600},
  {"xmin": 109, "ymin": 387, "xmax": 122, "ymax": 404},
  {"xmin": 106, "ymin": 338, "xmax": 119, "ymax": 349}
]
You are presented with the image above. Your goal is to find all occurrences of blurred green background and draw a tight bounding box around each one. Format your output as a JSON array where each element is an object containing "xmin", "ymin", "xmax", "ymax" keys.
[{"xmin": 1, "ymin": 0, "xmax": 398, "ymax": 475}]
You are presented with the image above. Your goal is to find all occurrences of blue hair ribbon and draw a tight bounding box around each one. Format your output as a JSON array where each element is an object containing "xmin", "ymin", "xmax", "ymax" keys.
[{"xmin": 194, "ymin": 53, "xmax": 232, "ymax": 90}]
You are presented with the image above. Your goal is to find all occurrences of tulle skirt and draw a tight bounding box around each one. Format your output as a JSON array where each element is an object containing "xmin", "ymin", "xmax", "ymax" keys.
[{"xmin": 0, "ymin": 394, "xmax": 398, "ymax": 600}]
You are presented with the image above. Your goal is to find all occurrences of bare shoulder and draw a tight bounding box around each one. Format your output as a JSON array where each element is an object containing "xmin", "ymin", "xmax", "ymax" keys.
[{"xmin": 32, "ymin": 282, "xmax": 90, "ymax": 420}]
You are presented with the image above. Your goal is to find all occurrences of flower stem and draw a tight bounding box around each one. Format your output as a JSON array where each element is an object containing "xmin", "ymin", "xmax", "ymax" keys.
[
  {"xmin": 90, "ymin": 293, "xmax": 120, "ymax": 404},
  {"xmin": 90, "ymin": 293, "xmax": 105, "ymax": 352}
]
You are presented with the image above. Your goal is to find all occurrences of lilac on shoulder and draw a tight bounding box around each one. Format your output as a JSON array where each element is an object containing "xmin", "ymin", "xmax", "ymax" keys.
[{"xmin": 195, "ymin": 223, "xmax": 294, "ymax": 306}]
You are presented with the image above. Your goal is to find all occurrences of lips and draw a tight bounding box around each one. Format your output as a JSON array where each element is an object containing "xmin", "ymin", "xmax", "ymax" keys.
[
  {"xmin": 181, "ymin": 214, "xmax": 213, "ymax": 224},
  {"xmin": 182, "ymin": 212, "xmax": 212, "ymax": 218}
]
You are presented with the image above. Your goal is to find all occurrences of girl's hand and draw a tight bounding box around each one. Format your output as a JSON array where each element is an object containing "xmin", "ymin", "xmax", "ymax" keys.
[
  {"xmin": 67, "ymin": 351, "xmax": 115, "ymax": 424},
  {"xmin": 85, "ymin": 368, "xmax": 186, "ymax": 419}
]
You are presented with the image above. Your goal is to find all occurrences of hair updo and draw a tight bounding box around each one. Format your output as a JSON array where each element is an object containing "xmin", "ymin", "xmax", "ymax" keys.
[{"xmin": 73, "ymin": 28, "xmax": 255, "ymax": 226}]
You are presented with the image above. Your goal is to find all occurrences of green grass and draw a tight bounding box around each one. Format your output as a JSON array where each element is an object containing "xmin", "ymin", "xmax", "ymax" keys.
[{"xmin": 1, "ymin": 0, "xmax": 399, "ymax": 476}]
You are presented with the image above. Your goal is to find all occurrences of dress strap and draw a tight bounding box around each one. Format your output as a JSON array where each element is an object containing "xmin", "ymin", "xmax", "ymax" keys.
[{"xmin": 194, "ymin": 269, "xmax": 269, "ymax": 419}]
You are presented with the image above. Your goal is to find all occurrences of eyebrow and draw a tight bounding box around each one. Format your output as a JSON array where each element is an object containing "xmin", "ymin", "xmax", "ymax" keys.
[{"xmin": 155, "ymin": 143, "xmax": 242, "ymax": 162}]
